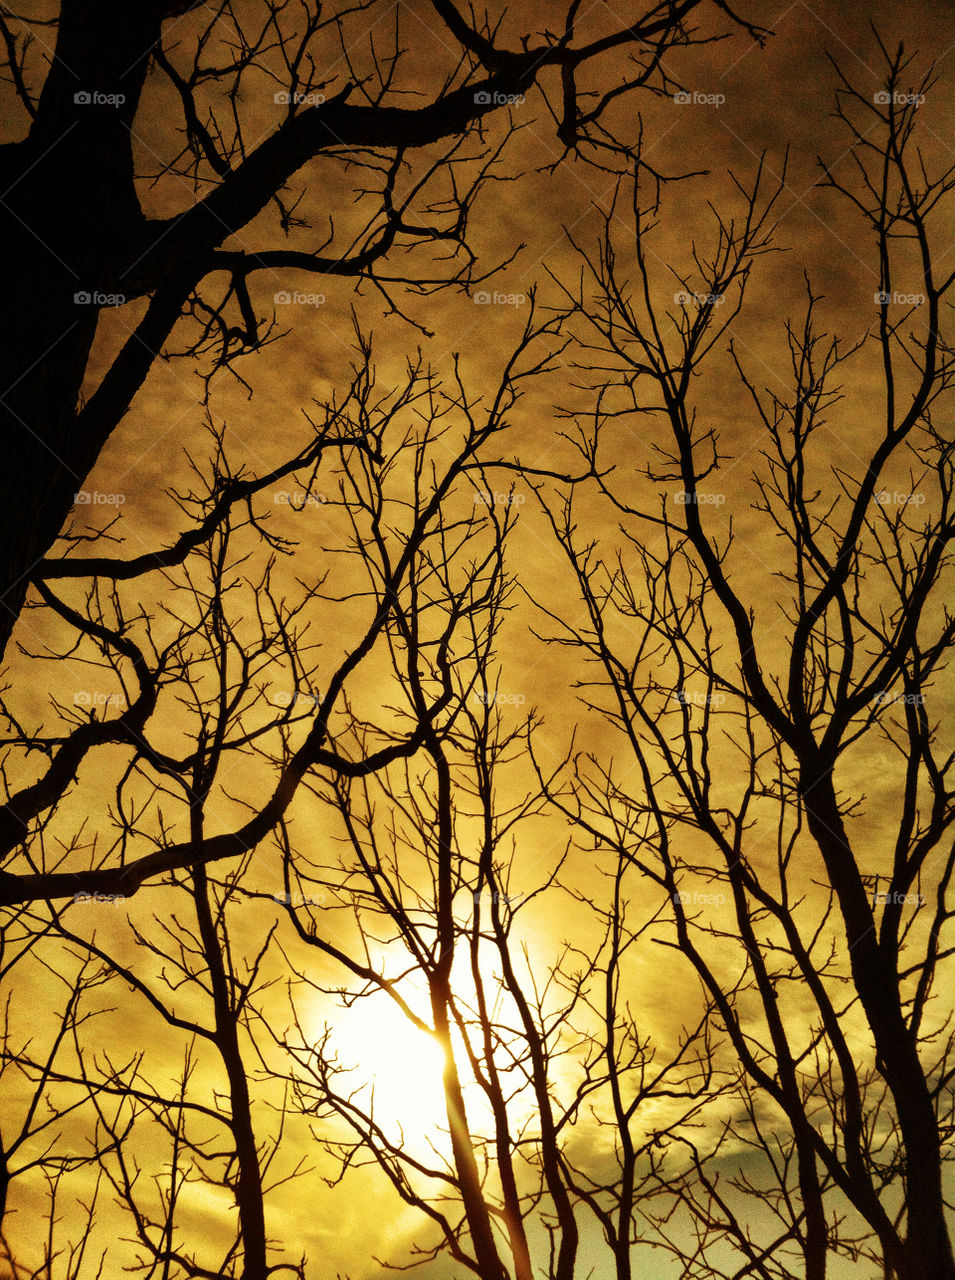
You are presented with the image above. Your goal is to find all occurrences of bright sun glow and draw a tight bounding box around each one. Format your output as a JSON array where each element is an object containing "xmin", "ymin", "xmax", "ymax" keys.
[
  {"xmin": 326, "ymin": 946, "xmax": 549, "ymax": 1156},
  {"xmin": 332, "ymin": 991, "xmax": 449, "ymax": 1146}
]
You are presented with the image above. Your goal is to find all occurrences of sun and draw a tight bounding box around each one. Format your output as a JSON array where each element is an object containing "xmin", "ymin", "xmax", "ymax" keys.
[{"xmin": 331, "ymin": 989, "xmax": 449, "ymax": 1146}]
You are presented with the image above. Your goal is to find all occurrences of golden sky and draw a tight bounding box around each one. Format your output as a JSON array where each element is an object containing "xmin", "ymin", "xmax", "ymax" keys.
[{"xmin": 1, "ymin": 2, "xmax": 954, "ymax": 1277}]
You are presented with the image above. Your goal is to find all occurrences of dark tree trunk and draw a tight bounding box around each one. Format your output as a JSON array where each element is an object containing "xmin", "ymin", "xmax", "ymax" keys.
[
  {"xmin": 802, "ymin": 765, "xmax": 955, "ymax": 1280},
  {"xmin": 193, "ymin": 863, "xmax": 268, "ymax": 1280},
  {"xmin": 0, "ymin": 2, "xmax": 173, "ymax": 653}
]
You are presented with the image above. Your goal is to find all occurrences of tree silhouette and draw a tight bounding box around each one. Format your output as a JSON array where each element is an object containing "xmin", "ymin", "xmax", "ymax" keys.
[
  {"xmin": 0, "ymin": 0, "xmax": 763, "ymax": 657},
  {"xmin": 536, "ymin": 42, "xmax": 955, "ymax": 1280},
  {"xmin": 1, "ymin": 6, "xmax": 953, "ymax": 1279}
]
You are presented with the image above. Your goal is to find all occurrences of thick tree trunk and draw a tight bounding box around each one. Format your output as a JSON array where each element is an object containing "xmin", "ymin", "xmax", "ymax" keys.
[
  {"xmin": 0, "ymin": 2, "xmax": 170, "ymax": 654},
  {"xmin": 431, "ymin": 984, "xmax": 510, "ymax": 1280},
  {"xmin": 0, "ymin": 258, "xmax": 98, "ymax": 648},
  {"xmin": 802, "ymin": 766, "xmax": 955, "ymax": 1280}
]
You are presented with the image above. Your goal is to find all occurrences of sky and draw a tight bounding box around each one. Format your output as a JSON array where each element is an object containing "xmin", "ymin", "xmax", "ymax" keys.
[{"xmin": 1, "ymin": 1, "xmax": 954, "ymax": 1277}]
